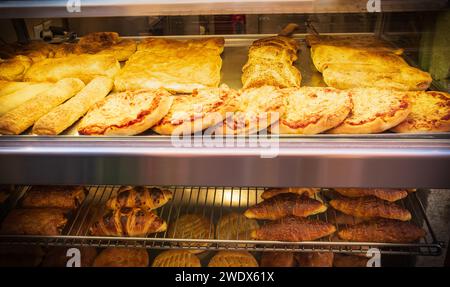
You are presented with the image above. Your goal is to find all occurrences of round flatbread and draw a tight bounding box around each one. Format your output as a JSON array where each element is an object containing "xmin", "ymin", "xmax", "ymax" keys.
[
  {"xmin": 272, "ymin": 87, "xmax": 352, "ymax": 134},
  {"xmin": 92, "ymin": 248, "xmax": 149, "ymax": 267},
  {"xmin": 167, "ymin": 214, "xmax": 213, "ymax": 253},
  {"xmin": 208, "ymin": 251, "xmax": 258, "ymax": 267},
  {"xmin": 214, "ymin": 85, "xmax": 285, "ymax": 135},
  {"xmin": 152, "ymin": 84, "xmax": 238, "ymax": 135},
  {"xmin": 391, "ymin": 91, "xmax": 450, "ymax": 133},
  {"xmin": 328, "ymin": 88, "xmax": 411, "ymax": 134},
  {"xmin": 152, "ymin": 250, "xmax": 201, "ymax": 267},
  {"xmin": 78, "ymin": 89, "xmax": 173, "ymax": 135}
]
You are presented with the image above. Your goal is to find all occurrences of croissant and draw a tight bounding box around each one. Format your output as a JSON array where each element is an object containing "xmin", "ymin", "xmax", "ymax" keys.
[
  {"xmin": 244, "ymin": 194, "xmax": 327, "ymax": 220},
  {"xmin": 333, "ymin": 188, "xmax": 408, "ymax": 202},
  {"xmin": 330, "ymin": 196, "xmax": 411, "ymax": 221},
  {"xmin": 338, "ymin": 219, "xmax": 426, "ymax": 243},
  {"xmin": 106, "ymin": 186, "xmax": 172, "ymax": 210},
  {"xmin": 261, "ymin": 187, "xmax": 320, "ymax": 200},
  {"xmin": 250, "ymin": 216, "xmax": 336, "ymax": 241},
  {"xmin": 90, "ymin": 207, "xmax": 167, "ymax": 237}
]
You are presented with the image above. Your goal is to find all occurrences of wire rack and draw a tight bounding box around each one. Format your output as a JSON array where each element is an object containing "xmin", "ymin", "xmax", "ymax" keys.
[{"xmin": 0, "ymin": 185, "xmax": 443, "ymax": 256}]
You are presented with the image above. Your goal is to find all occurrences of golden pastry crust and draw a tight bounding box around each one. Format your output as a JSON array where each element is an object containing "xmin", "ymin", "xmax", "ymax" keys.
[
  {"xmin": 391, "ymin": 91, "xmax": 450, "ymax": 133},
  {"xmin": 215, "ymin": 212, "xmax": 259, "ymax": 244},
  {"xmin": 0, "ymin": 55, "xmax": 32, "ymax": 81},
  {"xmin": 152, "ymin": 85, "xmax": 238, "ymax": 135},
  {"xmin": 328, "ymin": 88, "xmax": 412, "ymax": 134},
  {"xmin": 23, "ymin": 54, "xmax": 120, "ymax": 84},
  {"xmin": 208, "ymin": 251, "xmax": 258, "ymax": 267},
  {"xmin": 115, "ymin": 37, "xmax": 224, "ymax": 93},
  {"xmin": 78, "ymin": 89, "xmax": 173, "ymax": 136},
  {"xmin": 152, "ymin": 250, "xmax": 201, "ymax": 267},
  {"xmin": 167, "ymin": 214, "xmax": 213, "ymax": 253},
  {"xmin": 273, "ymin": 87, "xmax": 352, "ymax": 134},
  {"xmin": 0, "ymin": 208, "xmax": 69, "ymax": 236},
  {"xmin": 261, "ymin": 187, "xmax": 320, "ymax": 199},
  {"xmin": 214, "ymin": 85, "xmax": 285, "ymax": 135},
  {"xmin": 93, "ymin": 248, "xmax": 149, "ymax": 267},
  {"xmin": 21, "ymin": 185, "xmax": 87, "ymax": 209}
]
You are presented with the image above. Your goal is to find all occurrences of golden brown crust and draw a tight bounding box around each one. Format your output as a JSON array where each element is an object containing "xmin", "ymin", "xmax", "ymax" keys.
[
  {"xmin": 106, "ymin": 186, "xmax": 172, "ymax": 210},
  {"xmin": 251, "ymin": 216, "xmax": 336, "ymax": 241},
  {"xmin": 208, "ymin": 251, "xmax": 258, "ymax": 267},
  {"xmin": 21, "ymin": 185, "xmax": 87, "ymax": 209},
  {"xmin": 78, "ymin": 89, "xmax": 173, "ymax": 136},
  {"xmin": 0, "ymin": 208, "xmax": 69, "ymax": 235},
  {"xmin": 273, "ymin": 87, "xmax": 352, "ymax": 134},
  {"xmin": 296, "ymin": 252, "xmax": 334, "ymax": 267},
  {"xmin": 392, "ymin": 91, "xmax": 450, "ymax": 133},
  {"xmin": 338, "ymin": 219, "xmax": 426, "ymax": 243},
  {"xmin": 330, "ymin": 196, "xmax": 411, "ymax": 221},
  {"xmin": 167, "ymin": 214, "xmax": 213, "ymax": 253},
  {"xmin": 261, "ymin": 187, "xmax": 320, "ymax": 199},
  {"xmin": 90, "ymin": 207, "xmax": 167, "ymax": 237},
  {"xmin": 328, "ymin": 88, "xmax": 412, "ymax": 134},
  {"xmin": 260, "ymin": 252, "xmax": 296, "ymax": 267},
  {"xmin": 152, "ymin": 85, "xmax": 238, "ymax": 135},
  {"xmin": 93, "ymin": 248, "xmax": 149, "ymax": 267},
  {"xmin": 152, "ymin": 250, "xmax": 201, "ymax": 267},
  {"xmin": 244, "ymin": 193, "xmax": 327, "ymax": 220},
  {"xmin": 333, "ymin": 188, "xmax": 409, "ymax": 202}
]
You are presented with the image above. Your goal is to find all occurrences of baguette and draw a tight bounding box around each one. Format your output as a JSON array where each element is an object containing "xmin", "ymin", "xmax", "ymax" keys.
[
  {"xmin": 32, "ymin": 76, "xmax": 113, "ymax": 135},
  {"xmin": 0, "ymin": 78, "xmax": 84, "ymax": 135},
  {"xmin": 0, "ymin": 82, "xmax": 54, "ymax": 115}
]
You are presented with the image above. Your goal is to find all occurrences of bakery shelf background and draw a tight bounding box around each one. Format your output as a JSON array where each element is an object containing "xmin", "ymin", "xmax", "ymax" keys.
[{"xmin": 0, "ymin": 185, "xmax": 443, "ymax": 256}]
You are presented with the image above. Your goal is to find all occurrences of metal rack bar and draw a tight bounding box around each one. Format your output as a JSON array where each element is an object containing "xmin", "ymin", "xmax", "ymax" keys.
[{"xmin": 0, "ymin": 185, "xmax": 443, "ymax": 256}]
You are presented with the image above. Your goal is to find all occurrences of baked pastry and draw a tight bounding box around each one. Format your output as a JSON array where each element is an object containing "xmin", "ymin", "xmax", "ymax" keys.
[
  {"xmin": 392, "ymin": 91, "xmax": 450, "ymax": 133},
  {"xmin": 0, "ymin": 55, "xmax": 32, "ymax": 81},
  {"xmin": 152, "ymin": 84, "xmax": 238, "ymax": 135},
  {"xmin": 32, "ymin": 76, "xmax": 113, "ymax": 135},
  {"xmin": 23, "ymin": 54, "xmax": 120, "ymax": 84},
  {"xmin": 333, "ymin": 188, "xmax": 409, "ymax": 202},
  {"xmin": 42, "ymin": 247, "xmax": 97, "ymax": 267},
  {"xmin": 115, "ymin": 37, "xmax": 224, "ymax": 93},
  {"xmin": 0, "ymin": 80, "xmax": 32, "ymax": 97},
  {"xmin": 78, "ymin": 88, "xmax": 173, "ymax": 136},
  {"xmin": 214, "ymin": 85, "xmax": 285, "ymax": 135},
  {"xmin": 330, "ymin": 196, "xmax": 411, "ymax": 221},
  {"xmin": 338, "ymin": 219, "xmax": 426, "ymax": 243},
  {"xmin": 271, "ymin": 87, "xmax": 352, "ymax": 134},
  {"xmin": 295, "ymin": 252, "xmax": 334, "ymax": 267},
  {"xmin": 0, "ymin": 208, "xmax": 69, "ymax": 235},
  {"xmin": 21, "ymin": 185, "xmax": 87, "ymax": 209},
  {"xmin": 208, "ymin": 251, "xmax": 258, "ymax": 267},
  {"xmin": 328, "ymin": 88, "xmax": 411, "ymax": 134},
  {"xmin": 152, "ymin": 250, "xmax": 201, "ymax": 267},
  {"xmin": 106, "ymin": 186, "xmax": 172, "ymax": 210},
  {"xmin": 0, "ymin": 78, "xmax": 85, "ymax": 135},
  {"xmin": 93, "ymin": 248, "xmax": 149, "ymax": 267},
  {"xmin": 333, "ymin": 254, "xmax": 369, "ymax": 267},
  {"xmin": 244, "ymin": 193, "xmax": 327, "ymax": 220},
  {"xmin": 242, "ymin": 36, "xmax": 301, "ymax": 89},
  {"xmin": 260, "ymin": 252, "xmax": 295, "ymax": 267},
  {"xmin": 0, "ymin": 82, "xmax": 54, "ymax": 116},
  {"xmin": 215, "ymin": 212, "xmax": 259, "ymax": 246},
  {"xmin": 0, "ymin": 246, "xmax": 45, "ymax": 267},
  {"xmin": 167, "ymin": 214, "xmax": 213, "ymax": 253},
  {"xmin": 261, "ymin": 187, "xmax": 320, "ymax": 200},
  {"xmin": 90, "ymin": 207, "xmax": 167, "ymax": 237},
  {"xmin": 251, "ymin": 216, "xmax": 336, "ymax": 241}
]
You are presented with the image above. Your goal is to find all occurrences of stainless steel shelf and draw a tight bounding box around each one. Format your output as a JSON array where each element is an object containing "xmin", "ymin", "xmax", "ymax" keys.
[
  {"xmin": 0, "ymin": 0, "xmax": 447, "ymax": 18},
  {"xmin": 0, "ymin": 185, "xmax": 442, "ymax": 256}
]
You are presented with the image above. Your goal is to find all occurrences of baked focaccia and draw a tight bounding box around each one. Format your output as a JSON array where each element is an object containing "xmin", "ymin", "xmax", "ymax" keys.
[
  {"xmin": 152, "ymin": 84, "xmax": 238, "ymax": 135},
  {"xmin": 115, "ymin": 37, "xmax": 224, "ymax": 93},
  {"xmin": 272, "ymin": 87, "xmax": 352, "ymax": 134},
  {"xmin": 328, "ymin": 88, "xmax": 412, "ymax": 134},
  {"xmin": 78, "ymin": 89, "xmax": 173, "ymax": 136},
  {"xmin": 391, "ymin": 91, "xmax": 450, "ymax": 133}
]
